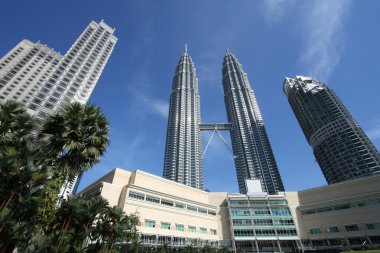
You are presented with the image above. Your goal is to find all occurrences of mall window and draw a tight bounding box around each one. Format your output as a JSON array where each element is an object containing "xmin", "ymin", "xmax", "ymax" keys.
[
  {"xmin": 366, "ymin": 223, "xmax": 380, "ymax": 230},
  {"xmin": 326, "ymin": 226, "xmax": 339, "ymax": 233},
  {"xmin": 276, "ymin": 229, "xmax": 297, "ymax": 236},
  {"xmin": 187, "ymin": 205, "xmax": 197, "ymax": 212},
  {"xmin": 175, "ymin": 202, "xmax": 185, "ymax": 209},
  {"xmin": 271, "ymin": 207, "xmax": 291, "ymax": 216},
  {"xmin": 145, "ymin": 220, "xmax": 156, "ymax": 228},
  {"xmin": 233, "ymin": 219, "xmax": 252, "ymax": 226},
  {"xmin": 161, "ymin": 199, "xmax": 173, "ymax": 207},
  {"xmin": 230, "ymin": 200, "xmax": 248, "ymax": 206},
  {"xmin": 161, "ymin": 222, "xmax": 170, "ymax": 230},
  {"xmin": 249, "ymin": 200, "xmax": 268, "ymax": 206},
  {"xmin": 310, "ymin": 228, "xmax": 320, "ymax": 235},
  {"xmin": 255, "ymin": 229, "xmax": 276, "ymax": 237},
  {"xmin": 231, "ymin": 208, "xmax": 250, "ymax": 216},
  {"xmin": 254, "ymin": 219, "xmax": 273, "ymax": 226},
  {"xmin": 251, "ymin": 207, "xmax": 270, "ymax": 216},
  {"xmin": 234, "ymin": 229, "xmax": 254, "ymax": 237},
  {"xmin": 268, "ymin": 199, "xmax": 288, "ymax": 205},
  {"xmin": 146, "ymin": 195, "xmax": 160, "ymax": 204},
  {"xmin": 176, "ymin": 224, "xmax": 184, "ymax": 231},
  {"xmin": 345, "ymin": 224, "xmax": 359, "ymax": 232},
  {"xmin": 273, "ymin": 218, "xmax": 294, "ymax": 226},
  {"xmin": 128, "ymin": 191, "xmax": 145, "ymax": 201}
]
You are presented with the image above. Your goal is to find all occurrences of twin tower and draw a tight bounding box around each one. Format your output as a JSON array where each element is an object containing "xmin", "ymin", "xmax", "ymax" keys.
[{"xmin": 163, "ymin": 49, "xmax": 284, "ymax": 194}]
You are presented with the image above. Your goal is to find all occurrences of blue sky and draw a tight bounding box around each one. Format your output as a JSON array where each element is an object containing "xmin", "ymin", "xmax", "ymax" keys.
[{"xmin": 1, "ymin": 0, "xmax": 380, "ymax": 193}]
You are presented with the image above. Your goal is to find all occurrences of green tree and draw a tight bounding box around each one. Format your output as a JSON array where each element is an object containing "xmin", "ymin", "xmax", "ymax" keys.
[
  {"xmin": 0, "ymin": 101, "xmax": 48, "ymax": 251},
  {"xmin": 0, "ymin": 101, "xmax": 110, "ymax": 252},
  {"xmin": 34, "ymin": 102, "xmax": 110, "ymax": 228}
]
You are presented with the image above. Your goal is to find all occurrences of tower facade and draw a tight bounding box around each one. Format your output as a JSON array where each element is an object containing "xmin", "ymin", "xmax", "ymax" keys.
[
  {"xmin": 163, "ymin": 49, "xmax": 203, "ymax": 189},
  {"xmin": 27, "ymin": 20, "xmax": 117, "ymax": 121},
  {"xmin": 222, "ymin": 51, "xmax": 284, "ymax": 194},
  {"xmin": 0, "ymin": 21, "xmax": 117, "ymax": 121},
  {"xmin": 0, "ymin": 40, "xmax": 62, "ymax": 105},
  {"xmin": 283, "ymin": 76, "xmax": 380, "ymax": 184},
  {"xmin": 0, "ymin": 20, "xmax": 117, "ymax": 198}
]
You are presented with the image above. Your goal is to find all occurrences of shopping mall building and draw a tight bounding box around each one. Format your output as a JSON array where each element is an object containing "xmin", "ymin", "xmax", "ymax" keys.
[{"xmin": 79, "ymin": 168, "xmax": 380, "ymax": 252}]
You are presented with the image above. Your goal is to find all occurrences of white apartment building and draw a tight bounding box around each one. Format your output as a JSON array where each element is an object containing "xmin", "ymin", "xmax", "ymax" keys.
[
  {"xmin": 0, "ymin": 39, "xmax": 62, "ymax": 104},
  {"xmin": 0, "ymin": 20, "xmax": 118, "ymax": 198}
]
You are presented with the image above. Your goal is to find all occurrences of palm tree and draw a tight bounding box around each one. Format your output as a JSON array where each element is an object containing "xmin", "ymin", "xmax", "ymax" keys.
[
  {"xmin": 38, "ymin": 102, "xmax": 109, "ymax": 179},
  {"xmin": 34, "ymin": 102, "xmax": 110, "ymax": 226},
  {"xmin": 0, "ymin": 101, "xmax": 111, "ymax": 251}
]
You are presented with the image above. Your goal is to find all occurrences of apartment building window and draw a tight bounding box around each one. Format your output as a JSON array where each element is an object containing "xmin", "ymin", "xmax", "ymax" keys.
[
  {"xmin": 200, "ymin": 228, "xmax": 207, "ymax": 234},
  {"xmin": 45, "ymin": 103, "xmax": 54, "ymax": 109},
  {"xmin": 345, "ymin": 224, "xmax": 359, "ymax": 232},
  {"xmin": 188, "ymin": 226, "xmax": 196, "ymax": 233},
  {"xmin": 161, "ymin": 222, "xmax": 170, "ymax": 230},
  {"xmin": 144, "ymin": 220, "xmax": 155, "ymax": 228},
  {"xmin": 210, "ymin": 229, "xmax": 217, "ymax": 235},
  {"xmin": 176, "ymin": 224, "xmax": 184, "ymax": 231}
]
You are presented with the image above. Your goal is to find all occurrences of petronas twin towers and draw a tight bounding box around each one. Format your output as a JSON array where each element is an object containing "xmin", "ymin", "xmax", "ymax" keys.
[{"xmin": 163, "ymin": 48, "xmax": 284, "ymax": 194}]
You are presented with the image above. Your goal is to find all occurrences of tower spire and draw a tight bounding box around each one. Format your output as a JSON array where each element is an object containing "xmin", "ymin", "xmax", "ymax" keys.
[{"xmin": 185, "ymin": 43, "xmax": 188, "ymax": 53}]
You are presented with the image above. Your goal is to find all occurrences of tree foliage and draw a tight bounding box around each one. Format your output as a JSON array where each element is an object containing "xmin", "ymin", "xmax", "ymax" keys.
[{"xmin": 0, "ymin": 101, "xmax": 141, "ymax": 252}]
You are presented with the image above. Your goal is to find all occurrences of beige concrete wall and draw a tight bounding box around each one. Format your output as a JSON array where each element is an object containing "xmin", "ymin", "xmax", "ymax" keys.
[
  {"xmin": 287, "ymin": 174, "xmax": 380, "ymax": 240},
  {"xmin": 124, "ymin": 196, "xmax": 219, "ymax": 240},
  {"xmin": 298, "ymin": 174, "xmax": 380, "ymax": 205},
  {"xmin": 131, "ymin": 170, "xmax": 211, "ymax": 204},
  {"xmin": 208, "ymin": 193, "xmax": 231, "ymax": 240},
  {"xmin": 80, "ymin": 168, "xmax": 228, "ymax": 242}
]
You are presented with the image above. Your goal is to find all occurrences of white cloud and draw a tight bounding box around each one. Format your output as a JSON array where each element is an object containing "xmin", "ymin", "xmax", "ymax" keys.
[
  {"xmin": 123, "ymin": 130, "xmax": 146, "ymax": 168},
  {"xmin": 261, "ymin": 0, "xmax": 297, "ymax": 25},
  {"xmin": 140, "ymin": 95, "xmax": 169, "ymax": 118},
  {"xmin": 299, "ymin": 0, "xmax": 352, "ymax": 81},
  {"xmin": 367, "ymin": 121, "xmax": 380, "ymax": 141},
  {"xmin": 129, "ymin": 86, "xmax": 169, "ymax": 119}
]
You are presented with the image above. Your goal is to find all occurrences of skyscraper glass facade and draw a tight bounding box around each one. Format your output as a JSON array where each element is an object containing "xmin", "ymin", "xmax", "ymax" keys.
[
  {"xmin": 283, "ymin": 76, "xmax": 380, "ymax": 184},
  {"xmin": 163, "ymin": 50, "xmax": 203, "ymax": 189},
  {"xmin": 222, "ymin": 51, "xmax": 284, "ymax": 194}
]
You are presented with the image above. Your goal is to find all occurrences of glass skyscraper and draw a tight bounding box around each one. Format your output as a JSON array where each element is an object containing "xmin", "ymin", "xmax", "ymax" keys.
[
  {"xmin": 163, "ymin": 49, "xmax": 203, "ymax": 189},
  {"xmin": 283, "ymin": 76, "xmax": 380, "ymax": 184},
  {"xmin": 222, "ymin": 51, "xmax": 284, "ymax": 194}
]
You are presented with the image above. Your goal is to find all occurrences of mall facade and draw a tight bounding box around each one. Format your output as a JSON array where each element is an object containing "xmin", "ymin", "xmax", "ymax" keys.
[{"xmin": 79, "ymin": 168, "xmax": 380, "ymax": 252}]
